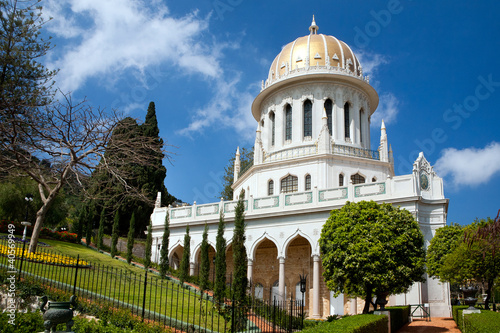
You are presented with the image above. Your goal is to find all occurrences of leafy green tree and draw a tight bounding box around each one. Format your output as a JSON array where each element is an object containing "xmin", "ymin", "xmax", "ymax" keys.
[
  {"xmin": 426, "ymin": 223, "xmax": 464, "ymax": 279},
  {"xmin": 144, "ymin": 219, "xmax": 153, "ymax": 269},
  {"xmin": 214, "ymin": 210, "xmax": 227, "ymax": 304},
  {"xmin": 82, "ymin": 102, "xmax": 176, "ymax": 237},
  {"xmin": 110, "ymin": 211, "xmax": 120, "ymax": 258},
  {"xmin": 319, "ymin": 200, "xmax": 426, "ymax": 314},
  {"xmin": 159, "ymin": 212, "xmax": 170, "ymax": 278},
  {"xmin": 436, "ymin": 218, "xmax": 500, "ymax": 310},
  {"xmin": 127, "ymin": 213, "xmax": 136, "ymax": 264},
  {"xmin": 219, "ymin": 147, "xmax": 253, "ymax": 201},
  {"xmin": 232, "ymin": 193, "xmax": 247, "ymax": 306},
  {"xmin": 97, "ymin": 208, "xmax": 105, "ymax": 250},
  {"xmin": 179, "ymin": 225, "xmax": 191, "ymax": 284},
  {"xmin": 199, "ymin": 224, "xmax": 210, "ymax": 291}
]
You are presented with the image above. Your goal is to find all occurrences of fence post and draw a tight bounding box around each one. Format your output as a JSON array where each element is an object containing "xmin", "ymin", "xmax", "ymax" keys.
[
  {"xmin": 231, "ymin": 294, "xmax": 235, "ymax": 333},
  {"xmin": 141, "ymin": 270, "xmax": 148, "ymax": 322},
  {"xmin": 73, "ymin": 255, "xmax": 79, "ymax": 295},
  {"xmin": 18, "ymin": 238, "xmax": 27, "ymax": 278},
  {"xmin": 272, "ymin": 297, "xmax": 276, "ymax": 333},
  {"xmin": 289, "ymin": 294, "xmax": 293, "ymax": 333}
]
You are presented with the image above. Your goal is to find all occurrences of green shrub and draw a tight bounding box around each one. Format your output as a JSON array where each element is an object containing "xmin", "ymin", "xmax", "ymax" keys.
[
  {"xmin": 0, "ymin": 311, "xmax": 45, "ymax": 332},
  {"xmin": 299, "ymin": 314, "xmax": 387, "ymax": 333},
  {"xmin": 463, "ymin": 310, "xmax": 500, "ymax": 333},
  {"xmin": 386, "ymin": 305, "xmax": 410, "ymax": 332}
]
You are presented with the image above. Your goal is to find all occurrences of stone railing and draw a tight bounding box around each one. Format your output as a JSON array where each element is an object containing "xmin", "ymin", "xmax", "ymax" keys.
[
  {"xmin": 151, "ymin": 175, "xmax": 419, "ymax": 227},
  {"xmin": 264, "ymin": 144, "xmax": 318, "ymax": 163},
  {"xmin": 332, "ymin": 144, "xmax": 380, "ymax": 161},
  {"xmin": 262, "ymin": 64, "xmax": 369, "ymax": 91}
]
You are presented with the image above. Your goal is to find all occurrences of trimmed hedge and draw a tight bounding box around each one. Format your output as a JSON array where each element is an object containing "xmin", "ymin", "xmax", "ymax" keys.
[
  {"xmin": 299, "ymin": 314, "xmax": 388, "ymax": 333},
  {"xmin": 386, "ymin": 305, "xmax": 410, "ymax": 332},
  {"xmin": 462, "ymin": 310, "xmax": 500, "ymax": 333},
  {"xmin": 452, "ymin": 305, "xmax": 468, "ymax": 323}
]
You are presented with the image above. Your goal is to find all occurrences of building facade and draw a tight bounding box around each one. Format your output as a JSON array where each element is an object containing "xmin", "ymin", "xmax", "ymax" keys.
[{"xmin": 149, "ymin": 18, "xmax": 452, "ymax": 318}]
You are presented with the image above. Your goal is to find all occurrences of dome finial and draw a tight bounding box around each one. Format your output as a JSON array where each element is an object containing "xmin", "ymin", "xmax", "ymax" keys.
[{"xmin": 309, "ymin": 15, "xmax": 318, "ymax": 34}]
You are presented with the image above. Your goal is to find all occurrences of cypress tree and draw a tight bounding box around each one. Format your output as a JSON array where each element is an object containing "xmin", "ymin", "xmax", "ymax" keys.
[
  {"xmin": 144, "ymin": 219, "xmax": 153, "ymax": 269},
  {"xmin": 179, "ymin": 225, "xmax": 191, "ymax": 285},
  {"xmin": 76, "ymin": 206, "xmax": 85, "ymax": 243},
  {"xmin": 110, "ymin": 211, "xmax": 120, "ymax": 258},
  {"xmin": 232, "ymin": 193, "xmax": 247, "ymax": 306},
  {"xmin": 97, "ymin": 208, "xmax": 105, "ymax": 250},
  {"xmin": 199, "ymin": 224, "xmax": 210, "ymax": 291},
  {"xmin": 159, "ymin": 212, "xmax": 170, "ymax": 278},
  {"xmin": 214, "ymin": 210, "xmax": 227, "ymax": 303},
  {"xmin": 85, "ymin": 204, "xmax": 94, "ymax": 247},
  {"xmin": 127, "ymin": 212, "xmax": 136, "ymax": 264}
]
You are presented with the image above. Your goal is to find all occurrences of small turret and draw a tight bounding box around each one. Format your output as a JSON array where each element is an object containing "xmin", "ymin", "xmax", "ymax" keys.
[
  {"xmin": 317, "ymin": 108, "xmax": 331, "ymax": 154},
  {"xmin": 254, "ymin": 122, "xmax": 263, "ymax": 164},
  {"xmin": 379, "ymin": 120, "xmax": 389, "ymax": 162},
  {"xmin": 234, "ymin": 147, "xmax": 241, "ymax": 183}
]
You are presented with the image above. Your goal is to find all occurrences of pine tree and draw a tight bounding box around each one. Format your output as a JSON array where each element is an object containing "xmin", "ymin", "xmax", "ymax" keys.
[
  {"xmin": 97, "ymin": 208, "xmax": 105, "ymax": 250},
  {"xmin": 179, "ymin": 225, "xmax": 191, "ymax": 285},
  {"xmin": 199, "ymin": 224, "xmax": 210, "ymax": 291},
  {"xmin": 232, "ymin": 193, "xmax": 247, "ymax": 306},
  {"xmin": 214, "ymin": 210, "xmax": 227, "ymax": 303},
  {"xmin": 144, "ymin": 219, "xmax": 153, "ymax": 269},
  {"xmin": 127, "ymin": 212, "xmax": 136, "ymax": 264},
  {"xmin": 110, "ymin": 211, "xmax": 120, "ymax": 258},
  {"xmin": 159, "ymin": 212, "xmax": 170, "ymax": 278}
]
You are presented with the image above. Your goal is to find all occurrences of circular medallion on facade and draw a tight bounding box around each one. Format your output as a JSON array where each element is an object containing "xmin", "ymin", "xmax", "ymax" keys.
[{"xmin": 420, "ymin": 172, "xmax": 429, "ymax": 190}]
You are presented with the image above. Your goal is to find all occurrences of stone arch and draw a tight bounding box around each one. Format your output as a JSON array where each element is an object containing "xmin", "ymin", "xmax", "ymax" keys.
[
  {"xmin": 169, "ymin": 241, "xmax": 184, "ymax": 270},
  {"xmin": 283, "ymin": 229, "xmax": 314, "ymax": 257},
  {"xmin": 249, "ymin": 232, "xmax": 281, "ymax": 261}
]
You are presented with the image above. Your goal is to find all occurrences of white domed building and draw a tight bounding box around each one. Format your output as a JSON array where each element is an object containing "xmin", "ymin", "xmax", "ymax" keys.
[{"xmin": 149, "ymin": 18, "xmax": 451, "ymax": 318}]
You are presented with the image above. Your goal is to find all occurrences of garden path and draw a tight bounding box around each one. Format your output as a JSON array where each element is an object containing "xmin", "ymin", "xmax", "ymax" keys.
[{"xmin": 397, "ymin": 317, "xmax": 460, "ymax": 333}]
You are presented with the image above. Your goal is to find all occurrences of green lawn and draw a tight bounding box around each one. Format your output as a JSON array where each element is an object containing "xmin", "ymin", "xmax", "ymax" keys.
[{"xmin": 0, "ymin": 237, "xmax": 228, "ymax": 332}]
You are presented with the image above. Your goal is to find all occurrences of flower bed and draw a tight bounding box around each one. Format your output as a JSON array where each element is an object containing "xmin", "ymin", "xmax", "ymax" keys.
[
  {"xmin": 0, "ymin": 235, "xmax": 50, "ymax": 247},
  {"xmin": 0, "ymin": 243, "xmax": 90, "ymax": 267},
  {"xmin": 0, "ymin": 220, "xmax": 78, "ymax": 243}
]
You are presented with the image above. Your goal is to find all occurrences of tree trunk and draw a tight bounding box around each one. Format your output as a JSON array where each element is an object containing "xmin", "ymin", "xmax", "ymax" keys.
[
  {"xmin": 484, "ymin": 279, "xmax": 493, "ymax": 311},
  {"xmin": 28, "ymin": 205, "xmax": 50, "ymax": 253},
  {"xmin": 363, "ymin": 288, "xmax": 372, "ymax": 314}
]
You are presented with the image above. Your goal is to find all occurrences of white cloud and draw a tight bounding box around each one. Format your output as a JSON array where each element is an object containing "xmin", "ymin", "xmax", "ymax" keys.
[
  {"xmin": 434, "ymin": 142, "xmax": 500, "ymax": 188},
  {"xmin": 45, "ymin": 0, "xmax": 221, "ymax": 92},
  {"xmin": 370, "ymin": 92, "xmax": 399, "ymax": 127},
  {"xmin": 354, "ymin": 49, "xmax": 389, "ymax": 79},
  {"xmin": 176, "ymin": 77, "xmax": 257, "ymax": 142}
]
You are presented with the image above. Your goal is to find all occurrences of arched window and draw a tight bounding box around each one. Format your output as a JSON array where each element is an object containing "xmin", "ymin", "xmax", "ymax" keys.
[
  {"xmin": 344, "ymin": 102, "xmax": 350, "ymax": 140},
  {"xmin": 351, "ymin": 173, "xmax": 365, "ymax": 185},
  {"xmin": 305, "ymin": 174, "xmax": 311, "ymax": 191},
  {"xmin": 281, "ymin": 175, "xmax": 298, "ymax": 193},
  {"xmin": 285, "ymin": 104, "xmax": 292, "ymax": 141},
  {"xmin": 268, "ymin": 180, "xmax": 274, "ymax": 196},
  {"xmin": 339, "ymin": 174, "xmax": 344, "ymax": 187},
  {"xmin": 372, "ymin": 177, "xmax": 377, "ymax": 183},
  {"xmin": 303, "ymin": 99, "xmax": 312, "ymax": 138},
  {"xmin": 324, "ymin": 99, "xmax": 333, "ymax": 136},
  {"xmin": 360, "ymin": 109, "xmax": 365, "ymax": 143},
  {"xmin": 269, "ymin": 111, "xmax": 275, "ymax": 146}
]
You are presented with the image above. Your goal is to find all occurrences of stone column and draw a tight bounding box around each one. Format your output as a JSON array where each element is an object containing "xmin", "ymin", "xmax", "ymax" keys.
[
  {"xmin": 312, "ymin": 255, "xmax": 321, "ymax": 318},
  {"xmin": 189, "ymin": 262, "xmax": 195, "ymax": 276},
  {"xmin": 278, "ymin": 256, "xmax": 286, "ymax": 302},
  {"xmin": 247, "ymin": 259, "xmax": 254, "ymax": 286},
  {"xmin": 350, "ymin": 297, "xmax": 357, "ymax": 315}
]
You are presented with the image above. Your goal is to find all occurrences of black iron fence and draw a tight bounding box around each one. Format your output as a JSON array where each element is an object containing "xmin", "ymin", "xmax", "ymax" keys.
[{"xmin": 0, "ymin": 238, "xmax": 304, "ymax": 333}]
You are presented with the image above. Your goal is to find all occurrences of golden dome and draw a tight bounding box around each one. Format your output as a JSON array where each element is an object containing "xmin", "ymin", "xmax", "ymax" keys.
[{"xmin": 266, "ymin": 17, "xmax": 362, "ymax": 85}]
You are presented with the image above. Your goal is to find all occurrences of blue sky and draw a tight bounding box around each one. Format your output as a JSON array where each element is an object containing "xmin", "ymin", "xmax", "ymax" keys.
[{"xmin": 42, "ymin": 0, "xmax": 500, "ymax": 225}]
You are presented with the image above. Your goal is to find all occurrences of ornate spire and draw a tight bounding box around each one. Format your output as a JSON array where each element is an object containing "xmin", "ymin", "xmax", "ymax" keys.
[
  {"xmin": 234, "ymin": 147, "xmax": 241, "ymax": 183},
  {"xmin": 309, "ymin": 15, "xmax": 318, "ymax": 35}
]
